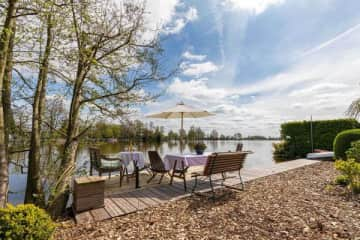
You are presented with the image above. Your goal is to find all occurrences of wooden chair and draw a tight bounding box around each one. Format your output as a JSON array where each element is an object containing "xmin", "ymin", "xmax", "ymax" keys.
[
  {"xmin": 147, "ymin": 151, "xmax": 170, "ymax": 184},
  {"xmin": 236, "ymin": 143, "xmax": 243, "ymax": 151},
  {"xmin": 89, "ymin": 147, "xmax": 125, "ymax": 186},
  {"xmin": 191, "ymin": 152, "xmax": 249, "ymax": 200}
]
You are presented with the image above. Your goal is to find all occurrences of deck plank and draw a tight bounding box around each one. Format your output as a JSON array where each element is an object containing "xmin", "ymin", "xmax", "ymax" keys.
[
  {"xmin": 111, "ymin": 196, "xmax": 138, "ymax": 214},
  {"xmin": 90, "ymin": 207, "xmax": 111, "ymax": 222},
  {"xmin": 135, "ymin": 188, "xmax": 166, "ymax": 204},
  {"xmin": 155, "ymin": 185, "xmax": 183, "ymax": 198},
  {"xmin": 129, "ymin": 190, "xmax": 160, "ymax": 206},
  {"xmin": 146, "ymin": 186, "xmax": 173, "ymax": 201},
  {"xmin": 104, "ymin": 198, "xmax": 124, "ymax": 217},
  {"xmin": 120, "ymin": 192, "xmax": 149, "ymax": 210}
]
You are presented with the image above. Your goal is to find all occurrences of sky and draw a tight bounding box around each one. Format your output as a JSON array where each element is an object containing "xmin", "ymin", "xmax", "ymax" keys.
[{"xmin": 137, "ymin": 0, "xmax": 360, "ymax": 137}]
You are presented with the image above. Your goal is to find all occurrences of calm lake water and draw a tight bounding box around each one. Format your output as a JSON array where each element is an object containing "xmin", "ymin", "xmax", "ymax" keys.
[{"xmin": 9, "ymin": 140, "xmax": 279, "ymax": 205}]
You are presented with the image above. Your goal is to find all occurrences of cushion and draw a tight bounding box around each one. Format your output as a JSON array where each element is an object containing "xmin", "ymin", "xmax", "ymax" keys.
[{"xmin": 100, "ymin": 159, "xmax": 121, "ymax": 169}]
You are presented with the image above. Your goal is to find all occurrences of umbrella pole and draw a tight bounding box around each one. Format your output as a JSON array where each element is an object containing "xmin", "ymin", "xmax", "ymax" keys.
[
  {"xmin": 181, "ymin": 112, "xmax": 184, "ymax": 138},
  {"xmin": 180, "ymin": 112, "xmax": 184, "ymax": 154}
]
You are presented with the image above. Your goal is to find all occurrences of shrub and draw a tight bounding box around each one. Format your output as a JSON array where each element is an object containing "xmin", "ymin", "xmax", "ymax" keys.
[
  {"xmin": 335, "ymin": 175, "xmax": 349, "ymax": 186},
  {"xmin": 273, "ymin": 141, "xmax": 292, "ymax": 160},
  {"xmin": 335, "ymin": 159, "xmax": 360, "ymax": 194},
  {"xmin": 345, "ymin": 140, "xmax": 360, "ymax": 162},
  {"xmin": 280, "ymin": 118, "xmax": 359, "ymax": 159},
  {"xmin": 0, "ymin": 204, "xmax": 56, "ymax": 240},
  {"xmin": 334, "ymin": 129, "xmax": 360, "ymax": 160}
]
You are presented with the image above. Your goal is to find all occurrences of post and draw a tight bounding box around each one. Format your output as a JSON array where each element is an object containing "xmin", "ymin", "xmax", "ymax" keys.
[{"xmin": 310, "ymin": 115, "xmax": 314, "ymax": 153}]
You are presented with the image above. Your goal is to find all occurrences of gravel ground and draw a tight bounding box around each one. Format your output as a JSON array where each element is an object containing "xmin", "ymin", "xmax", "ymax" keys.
[{"xmin": 54, "ymin": 162, "xmax": 360, "ymax": 240}]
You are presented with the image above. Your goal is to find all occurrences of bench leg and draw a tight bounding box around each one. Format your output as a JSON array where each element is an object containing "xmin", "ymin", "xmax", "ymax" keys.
[
  {"xmin": 239, "ymin": 170, "xmax": 244, "ymax": 190},
  {"xmin": 209, "ymin": 175, "xmax": 215, "ymax": 201},
  {"xmin": 191, "ymin": 175, "xmax": 198, "ymax": 194}
]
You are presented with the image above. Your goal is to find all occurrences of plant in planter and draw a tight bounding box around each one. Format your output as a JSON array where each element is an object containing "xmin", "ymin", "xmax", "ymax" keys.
[{"xmin": 194, "ymin": 142, "xmax": 207, "ymax": 155}]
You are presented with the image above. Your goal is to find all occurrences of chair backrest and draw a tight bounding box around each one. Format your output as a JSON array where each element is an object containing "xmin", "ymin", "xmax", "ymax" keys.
[
  {"xmin": 148, "ymin": 151, "xmax": 166, "ymax": 171},
  {"xmin": 89, "ymin": 147, "xmax": 101, "ymax": 168},
  {"xmin": 236, "ymin": 143, "xmax": 243, "ymax": 152},
  {"xmin": 203, "ymin": 152, "xmax": 247, "ymax": 176}
]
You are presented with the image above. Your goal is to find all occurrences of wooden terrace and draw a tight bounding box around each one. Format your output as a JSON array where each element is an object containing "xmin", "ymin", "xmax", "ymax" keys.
[{"xmin": 75, "ymin": 159, "xmax": 319, "ymax": 224}]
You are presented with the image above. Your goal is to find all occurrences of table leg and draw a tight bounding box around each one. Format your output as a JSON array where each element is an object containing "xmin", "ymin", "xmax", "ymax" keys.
[
  {"xmin": 135, "ymin": 165, "xmax": 140, "ymax": 188},
  {"xmin": 169, "ymin": 160, "xmax": 177, "ymax": 185}
]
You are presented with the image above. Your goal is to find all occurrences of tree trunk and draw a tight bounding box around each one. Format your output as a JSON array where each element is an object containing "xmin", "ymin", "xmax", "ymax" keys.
[
  {"xmin": 25, "ymin": 14, "xmax": 53, "ymax": 206},
  {"xmin": 3, "ymin": 23, "xmax": 15, "ymax": 143},
  {"xmin": 48, "ymin": 67, "xmax": 86, "ymax": 217},
  {"xmin": 0, "ymin": 0, "xmax": 17, "ymax": 208}
]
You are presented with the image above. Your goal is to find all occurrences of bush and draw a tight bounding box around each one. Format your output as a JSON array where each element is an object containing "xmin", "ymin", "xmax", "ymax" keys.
[
  {"xmin": 273, "ymin": 141, "xmax": 291, "ymax": 160},
  {"xmin": 335, "ymin": 159, "xmax": 360, "ymax": 194},
  {"xmin": 335, "ymin": 175, "xmax": 349, "ymax": 186},
  {"xmin": 345, "ymin": 140, "xmax": 360, "ymax": 162},
  {"xmin": 0, "ymin": 204, "xmax": 56, "ymax": 240},
  {"xmin": 279, "ymin": 118, "xmax": 359, "ymax": 159},
  {"xmin": 334, "ymin": 129, "xmax": 360, "ymax": 160}
]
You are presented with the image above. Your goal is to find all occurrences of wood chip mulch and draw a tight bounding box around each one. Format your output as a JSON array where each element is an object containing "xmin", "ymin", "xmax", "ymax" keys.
[{"xmin": 54, "ymin": 162, "xmax": 360, "ymax": 240}]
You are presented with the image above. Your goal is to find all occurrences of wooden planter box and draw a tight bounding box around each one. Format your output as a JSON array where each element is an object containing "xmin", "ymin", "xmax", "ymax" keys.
[{"xmin": 73, "ymin": 176, "xmax": 106, "ymax": 213}]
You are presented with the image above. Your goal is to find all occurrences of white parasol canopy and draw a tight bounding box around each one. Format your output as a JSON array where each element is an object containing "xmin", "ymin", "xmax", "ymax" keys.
[{"xmin": 146, "ymin": 102, "xmax": 214, "ymax": 137}]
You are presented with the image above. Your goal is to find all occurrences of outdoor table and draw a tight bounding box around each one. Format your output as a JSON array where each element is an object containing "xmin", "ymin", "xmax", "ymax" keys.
[
  {"xmin": 163, "ymin": 152, "xmax": 211, "ymax": 170},
  {"xmin": 110, "ymin": 151, "xmax": 145, "ymax": 188}
]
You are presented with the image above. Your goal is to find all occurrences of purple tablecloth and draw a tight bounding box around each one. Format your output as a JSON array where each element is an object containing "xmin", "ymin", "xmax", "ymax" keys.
[{"xmin": 163, "ymin": 153, "xmax": 211, "ymax": 170}]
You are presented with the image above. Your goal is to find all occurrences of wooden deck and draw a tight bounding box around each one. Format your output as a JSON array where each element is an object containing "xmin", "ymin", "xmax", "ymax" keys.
[{"xmin": 75, "ymin": 159, "xmax": 319, "ymax": 224}]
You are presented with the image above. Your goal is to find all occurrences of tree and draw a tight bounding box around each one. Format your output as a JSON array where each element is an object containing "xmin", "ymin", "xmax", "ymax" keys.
[
  {"xmin": 25, "ymin": 1, "xmax": 65, "ymax": 206},
  {"xmin": 0, "ymin": 0, "xmax": 18, "ymax": 208},
  {"xmin": 347, "ymin": 98, "xmax": 360, "ymax": 119},
  {"xmin": 209, "ymin": 129, "xmax": 219, "ymax": 140},
  {"xmin": 48, "ymin": 0, "xmax": 171, "ymax": 216},
  {"xmin": 233, "ymin": 133, "xmax": 242, "ymax": 140}
]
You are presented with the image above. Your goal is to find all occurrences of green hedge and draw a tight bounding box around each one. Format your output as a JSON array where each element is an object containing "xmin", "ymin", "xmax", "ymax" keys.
[
  {"xmin": 279, "ymin": 118, "xmax": 360, "ymax": 159},
  {"xmin": 334, "ymin": 129, "xmax": 360, "ymax": 160}
]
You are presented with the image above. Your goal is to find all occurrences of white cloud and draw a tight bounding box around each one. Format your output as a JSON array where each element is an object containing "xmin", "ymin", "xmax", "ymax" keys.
[
  {"xmin": 182, "ymin": 51, "xmax": 207, "ymax": 61},
  {"xmin": 224, "ymin": 0, "xmax": 285, "ymax": 15},
  {"xmin": 185, "ymin": 7, "xmax": 198, "ymax": 21},
  {"xmin": 162, "ymin": 6, "xmax": 198, "ymax": 34},
  {"xmin": 181, "ymin": 61, "xmax": 221, "ymax": 77},
  {"xmin": 167, "ymin": 78, "xmax": 230, "ymax": 103},
  {"xmin": 161, "ymin": 46, "xmax": 360, "ymax": 136},
  {"xmin": 144, "ymin": 1, "xmax": 198, "ymax": 36}
]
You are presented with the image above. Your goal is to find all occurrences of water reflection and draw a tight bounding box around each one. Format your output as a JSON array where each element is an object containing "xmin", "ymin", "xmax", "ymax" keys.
[{"xmin": 9, "ymin": 140, "xmax": 278, "ymax": 205}]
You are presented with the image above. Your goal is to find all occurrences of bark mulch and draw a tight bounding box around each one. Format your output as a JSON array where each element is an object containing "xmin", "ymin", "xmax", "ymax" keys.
[{"xmin": 54, "ymin": 162, "xmax": 360, "ymax": 240}]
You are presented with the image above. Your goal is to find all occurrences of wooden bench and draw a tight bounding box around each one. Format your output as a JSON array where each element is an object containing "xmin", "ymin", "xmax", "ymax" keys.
[{"xmin": 191, "ymin": 152, "xmax": 250, "ymax": 200}]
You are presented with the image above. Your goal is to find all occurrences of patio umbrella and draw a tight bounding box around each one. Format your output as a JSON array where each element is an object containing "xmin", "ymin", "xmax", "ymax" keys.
[{"xmin": 146, "ymin": 101, "xmax": 214, "ymax": 140}]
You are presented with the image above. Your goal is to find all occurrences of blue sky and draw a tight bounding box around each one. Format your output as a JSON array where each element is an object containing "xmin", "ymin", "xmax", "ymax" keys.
[{"xmin": 138, "ymin": 0, "xmax": 360, "ymax": 137}]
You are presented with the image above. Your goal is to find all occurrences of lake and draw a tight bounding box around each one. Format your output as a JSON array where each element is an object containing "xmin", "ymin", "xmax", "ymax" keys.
[{"xmin": 8, "ymin": 140, "xmax": 279, "ymax": 205}]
